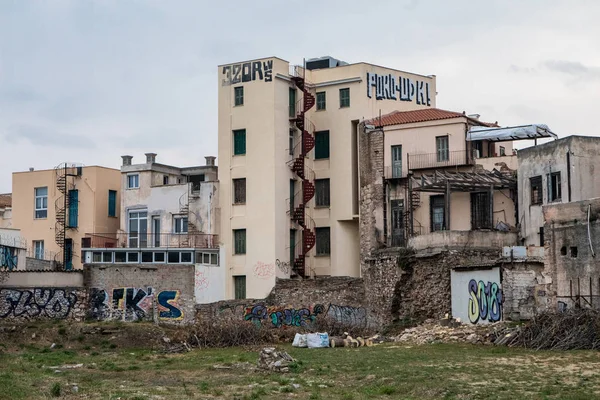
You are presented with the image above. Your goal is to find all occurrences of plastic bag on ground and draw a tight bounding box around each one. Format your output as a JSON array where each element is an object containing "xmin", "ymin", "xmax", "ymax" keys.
[
  {"xmin": 306, "ymin": 332, "xmax": 329, "ymax": 348},
  {"xmin": 292, "ymin": 333, "xmax": 308, "ymax": 348}
]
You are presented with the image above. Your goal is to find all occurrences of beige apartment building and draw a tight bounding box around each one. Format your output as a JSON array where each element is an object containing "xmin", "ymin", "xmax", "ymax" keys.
[
  {"xmin": 12, "ymin": 164, "xmax": 121, "ymax": 270},
  {"xmin": 218, "ymin": 55, "xmax": 437, "ymax": 299}
]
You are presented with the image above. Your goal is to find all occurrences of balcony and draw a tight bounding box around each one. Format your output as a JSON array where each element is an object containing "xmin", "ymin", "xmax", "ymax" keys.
[
  {"xmin": 384, "ymin": 166, "xmax": 407, "ymax": 180},
  {"xmin": 82, "ymin": 232, "xmax": 219, "ymax": 250},
  {"xmin": 407, "ymin": 150, "xmax": 474, "ymax": 171}
]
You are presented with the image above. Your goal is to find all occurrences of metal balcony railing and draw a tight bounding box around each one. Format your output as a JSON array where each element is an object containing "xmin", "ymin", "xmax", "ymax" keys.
[
  {"xmin": 407, "ymin": 150, "xmax": 474, "ymax": 171},
  {"xmin": 82, "ymin": 232, "xmax": 218, "ymax": 250},
  {"xmin": 384, "ymin": 166, "xmax": 407, "ymax": 179}
]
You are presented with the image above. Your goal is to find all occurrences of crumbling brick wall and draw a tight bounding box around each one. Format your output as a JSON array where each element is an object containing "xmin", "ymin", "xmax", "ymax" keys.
[{"xmin": 502, "ymin": 261, "xmax": 551, "ymax": 319}]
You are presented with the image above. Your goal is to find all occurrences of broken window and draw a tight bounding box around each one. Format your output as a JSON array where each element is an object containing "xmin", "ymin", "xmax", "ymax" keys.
[
  {"xmin": 430, "ymin": 195, "xmax": 445, "ymax": 232},
  {"xmin": 471, "ymin": 192, "xmax": 491, "ymax": 230},
  {"xmin": 548, "ymin": 172, "xmax": 561, "ymax": 202},
  {"xmin": 530, "ymin": 176, "xmax": 543, "ymax": 205},
  {"xmin": 233, "ymin": 178, "xmax": 246, "ymax": 204}
]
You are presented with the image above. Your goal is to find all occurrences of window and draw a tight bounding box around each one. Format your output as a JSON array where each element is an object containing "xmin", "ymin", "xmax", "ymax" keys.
[
  {"xmin": 174, "ymin": 216, "xmax": 188, "ymax": 233},
  {"xmin": 548, "ymin": 172, "xmax": 562, "ymax": 202},
  {"xmin": 127, "ymin": 174, "xmax": 139, "ymax": 189},
  {"xmin": 339, "ymin": 88, "xmax": 350, "ymax": 108},
  {"xmin": 67, "ymin": 189, "xmax": 78, "ymax": 228},
  {"xmin": 233, "ymin": 178, "xmax": 246, "ymax": 204},
  {"xmin": 197, "ymin": 252, "xmax": 219, "ymax": 265},
  {"xmin": 473, "ymin": 141, "xmax": 483, "ymax": 158},
  {"xmin": 560, "ymin": 246, "xmax": 567, "ymax": 256},
  {"xmin": 436, "ymin": 136, "xmax": 449, "ymax": 162},
  {"xmin": 570, "ymin": 246, "xmax": 578, "ymax": 258},
  {"xmin": 316, "ymin": 227, "xmax": 331, "ymax": 255},
  {"xmin": 34, "ymin": 187, "xmax": 48, "ymax": 219},
  {"xmin": 530, "ymin": 176, "xmax": 543, "ymax": 205},
  {"xmin": 430, "ymin": 195, "xmax": 445, "ymax": 232},
  {"xmin": 316, "ymin": 91, "xmax": 326, "ymax": 110},
  {"xmin": 390, "ymin": 200, "xmax": 405, "ymax": 247},
  {"xmin": 163, "ymin": 175, "xmax": 169, "ymax": 185},
  {"xmin": 233, "ymin": 229, "xmax": 246, "ymax": 254},
  {"xmin": 234, "ymin": 86, "xmax": 244, "ymax": 106},
  {"xmin": 128, "ymin": 211, "xmax": 148, "ymax": 247},
  {"xmin": 391, "ymin": 145, "xmax": 402, "ymax": 178},
  {"xmin": 233, "ymin": 129, "xmax": 246, "ymax": 155},
  {"xmin": 234, "ymin": 276, "xmax": 246, "ymax": 299},
  {"xmin": 315, "ymin": 179, "xmax": 330, "ymax": 207},
  {"xmin": 289, "ymin": 129, "xmax": 295, "ymax": 156},
  {"xmin": 471, "ymin": 192, "xmax": 491, "ymax": 230},
  {"xmin": 315, "ymin": 130, "xmax": 330, "ymax": 159},
  {"xmin": 33, "ymin": 240, "xmax": 44, "ymax": 259},
  {"xmin": 108, "ymin": 190, "xmax": 117, "ymax": 217},
  {"xmin": 289, "ymin": 88, "xmax": 296, "ymax": 118},
  {"xmin": 499, "ymin": 146, "xmax": 506, "ymax": 156}
]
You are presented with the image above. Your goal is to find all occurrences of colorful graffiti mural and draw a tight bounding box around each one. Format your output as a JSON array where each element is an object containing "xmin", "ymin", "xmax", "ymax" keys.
[
  {"xmin": 89, "ymin": 287, "xmax": 183, "ymax": 322},
  {"xmin": 467, "ymin": 279, "xmax": 503, "ymax": 324},
  {"xmin": 0, "ymin": 245, "xmax": 18, "ymax": 270},
  {"xmin": 241, "ymin": 303, "xmax": 368, "ymax": 328},
  {"xmin": 0, "ymin": 288, "xmax": 78, "ymax": 319}
]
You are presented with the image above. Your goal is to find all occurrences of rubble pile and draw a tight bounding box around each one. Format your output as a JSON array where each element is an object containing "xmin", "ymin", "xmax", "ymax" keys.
[
  {"xmin": 257, "ymin": 347, "xmax": 295, "ymax": 373},
  {"xmin": 394, "ymin": 318, "xmax": 511, "ymax": 345}
]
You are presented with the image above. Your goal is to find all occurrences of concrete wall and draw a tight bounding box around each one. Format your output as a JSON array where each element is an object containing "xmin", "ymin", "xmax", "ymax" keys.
[
  {"xmin": 0, "ymin": 208, "xmax": 12, "ymax": 228},
  {"xmin": 0, "ymin": 271, "xmax": 83, "ymax": 287},
  {"xmin": 84, "ymin": 263, "xmax": 195, "ymax": 324},
  {"xmin": 518, "ymin": 136, "xmax": 600, "ymax": 246},
  {"xmin": 543, "ymin": 198, "xmax": 600, "ymax": 311},
  {"xmin": 408, "ymin": 231, "xmax": 517, "ymax": 252},
  {"xmin": 451, "ymin": 267, "xmax": 502, "ymax": 324},
  {"xmin": 25, "ymin": 257, "xmax": 57, "ymax": 271},
  {"xmin": 12, "ymin": 166, "xmax": 121, "ymax": 269},
  {"xmin": 195, "ymin": 247, "xmax": 226, "ymax": 304}
]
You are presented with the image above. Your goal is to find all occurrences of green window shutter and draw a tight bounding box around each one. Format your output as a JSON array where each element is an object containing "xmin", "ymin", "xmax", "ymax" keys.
[
  {"xmin": 289, "ymin": 88, "xmax": 296, "ymax": 118},
  {"xmin": 68, "ymin": 190, "xmax": 78, "ymax": 228},
  {"xmin": 233, "ymin": 129, "xmax": 246, "ymax": 155},
  {"xmin": 234, "ymin": 87, "xmax": 244, "ymax": 106},
  {"xmin": 234, "ymin": 229, "xmax": 246, "ymax": 254},
  {"xmin": 234, "ymin": 276, "xmax": 246, "ymax": 299},
  {"xmin": 315, "ymin": 131, "xmax": 330, "ymax": 159},
  {"xmin": 340, "ymin": 88, "xmax": 350, "ymax": 108},
  {"xmin": 316, "ymin": 92, "xmax": 326, "ymax": 110},
  {"xmin": 108, "ymin": 190, "xmax": 117, "ymax": 217}
]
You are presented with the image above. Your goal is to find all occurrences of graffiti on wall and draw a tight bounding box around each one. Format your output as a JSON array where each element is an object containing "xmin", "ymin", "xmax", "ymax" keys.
[
  {"xmin": 242, "ymin": 303, "xmax": 368, "ymax": 328},
  {"xmin": 366, "ymin": 72, "xmax": 431, "ymax": 106},
  {"xmin": 222, "ymin": 60, "xmax": 273, "ymax": 86},
  {"xmin": 89, "ymin": 287, "xmax": 183, "ymax": 322},
  {"xmin": 253, "ymin": 262, "xmax": 275, "ymax": 279},
  {"xmin": 275, "ymin": 259, "xmax": 291, "ymax": 274},
  {"xmin": 195, "ymin": 270, "xmax": 210, "ymax": 291},
  {"xmin": 0, "ymin": 245, "xmax": 18, "ymax": 270},
  {"xmin": 467, "ymin": 279, "xmax": 503, "ymax": 324},
  {"xmin": 0, "ymin": 288, "xmax": 78, "ymax": 319}
]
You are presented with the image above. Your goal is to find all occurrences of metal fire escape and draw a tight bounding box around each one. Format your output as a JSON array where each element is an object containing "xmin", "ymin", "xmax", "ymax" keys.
[
  {"xmin": 288, "ymin": 65, "xmax": 316, "ymax": 277},
  {"xmin": 179, "ymin": 186, "xmax": 200, "ymax": 247},
  {"xmin": 55, "ymin": 163, "xmax": 82, "ymax": 270}
]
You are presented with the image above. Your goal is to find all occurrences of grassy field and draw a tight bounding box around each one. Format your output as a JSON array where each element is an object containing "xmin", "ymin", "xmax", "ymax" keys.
[{"xmin": 2, "ymin": 337, "xmax": 600, "ymax": 400}]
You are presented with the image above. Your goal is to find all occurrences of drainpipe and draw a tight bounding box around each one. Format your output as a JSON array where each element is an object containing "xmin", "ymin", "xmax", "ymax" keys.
[{"xmin": 566, "ymin": 150, "xmax": 572, "ymax": 202}]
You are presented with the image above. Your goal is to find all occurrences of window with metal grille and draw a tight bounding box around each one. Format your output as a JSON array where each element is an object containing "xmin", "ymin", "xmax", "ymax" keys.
[
  {"xmin": 315, "ymin": 130, "xmax": 330, "ymax": 159},
  {"xmin": 233, "ymin": 229, "xmax": 246, "ymax": 254},
  {"xmin": 430, "ymin": 195, "xmax": 445, "ymax": 232},
  {"xmin": 234, "ymin": 275, "xmax": 246, "ymax": 299},
  {"xmin": 233, "ymin": 129, "xmax": 246, "ymax": 155},
  {"xmin": 436, "ymin": 136, "xmax": 449, "ymax": 162},
  {"xmin": 34, "ymin": 187, "xmax": 48, "ymax": 219},
  {"xmin": 315, "ymin": 179, "xmax": 330, "ymax": 207},
  {"xmin": 316, "ymin": 227, "xmax": 331, "ymax": 255},
  {"xmin": 548, "ymin": 172, "xmax": 561, "ymax": 202},
  {"xmin": 289, "ymin": 88, "xmax": 296, "ymax": 118},
  {"xmin": 470, "ymin": 192, "xmax": 491, "ymax": 230},
  {"xmin": 234, "ymin": 86, "xmax": 244, "ymax": 106},
  {"xmin": 316, "ymin": 91, "xmax": 326, "ymax": 110},
  {"xmin": 339, "ymin": 88, "xmax": 350, "ymax": 108},
  {"xmin": 530, "ymin": 176, "xmax": 542, "ymax": 205},
  {"xmin": 233, "ymin": 178, "xmax": 246, "ymax": 204}
]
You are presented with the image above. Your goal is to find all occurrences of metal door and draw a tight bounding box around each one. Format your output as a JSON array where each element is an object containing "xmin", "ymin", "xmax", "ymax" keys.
[{"xmin": 391, "ymin": 199, "xmax": 405, "ymax": 246}]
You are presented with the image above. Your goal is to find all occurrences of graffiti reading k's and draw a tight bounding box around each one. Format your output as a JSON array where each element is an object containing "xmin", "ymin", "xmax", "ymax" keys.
[{"xmin": 467, "ymin": 279, "xmax": 503, "ymax": 324}]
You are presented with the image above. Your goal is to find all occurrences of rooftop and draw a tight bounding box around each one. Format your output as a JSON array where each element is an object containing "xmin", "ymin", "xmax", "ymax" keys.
[{"xmin": 368, "ymin": 108, "xmax": 497, "ymax": 128}]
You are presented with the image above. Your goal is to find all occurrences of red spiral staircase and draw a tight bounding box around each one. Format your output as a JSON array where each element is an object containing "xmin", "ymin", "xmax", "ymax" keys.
[{"xmin": 288, "ymin": 66, "xmax": 316, "ymax": 277}]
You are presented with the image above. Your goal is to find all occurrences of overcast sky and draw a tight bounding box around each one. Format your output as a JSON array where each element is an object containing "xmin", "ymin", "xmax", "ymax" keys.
[{"xmin": 1, "ymin": 0, "xmax": 599, "ymax": 193}]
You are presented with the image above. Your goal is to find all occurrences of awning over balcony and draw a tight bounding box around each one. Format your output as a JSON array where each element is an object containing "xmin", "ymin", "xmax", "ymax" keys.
[
  {"xmin": 467, "ymin": 124, "xmax": 557, "ymax": 142},
  {"xmin": 411, "ymin": 169, "xmax": 516, "ymax": 193}
]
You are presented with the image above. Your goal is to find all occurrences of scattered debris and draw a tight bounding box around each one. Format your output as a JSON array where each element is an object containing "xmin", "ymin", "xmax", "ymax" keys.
[
  {"xmin": 50, "ymin": 343, "xmax": 56, "ymax": 349},
  {"xmin": 71, "ymin": 385, "xmax": 79, "ymax": 393},
  {"xmin": 394, "ymin": 318, "xmax": 510, "ymax": 345},
  {"xmin": 162, "ymin": 341, "xmax": 191, "ymax": 354},
  {"xmin": 257, "ymin": 347, "xmax": 295, "ymax": 373},
  {"xmin": 47, "ymin": 364, "xmax": 84, "ymax": 370}
]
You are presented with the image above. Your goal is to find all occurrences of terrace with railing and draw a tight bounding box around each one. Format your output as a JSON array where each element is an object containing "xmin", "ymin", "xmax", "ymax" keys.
[{"xmin": 82, "ymin": 232, "xmax": 218, "ymax": 250}]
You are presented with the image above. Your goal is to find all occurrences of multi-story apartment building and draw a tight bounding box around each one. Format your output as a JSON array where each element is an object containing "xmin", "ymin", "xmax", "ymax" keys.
[
  {"xmin": 518, "ymin": 135, "xmax": 600, "ymax": 246},
  {"xmin": 12, "ymin": 164, "xmax": 121, "ymax": 269},
  {"xmin": 218, "ymin": 55, "xmax": 437, "ymax": 298}
]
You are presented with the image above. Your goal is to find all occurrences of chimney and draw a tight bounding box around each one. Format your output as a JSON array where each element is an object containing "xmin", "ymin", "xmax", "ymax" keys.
[
  {"xmin": 121, "ymin": 155, "xmax": 133, "ymax": 166},
  {"xmin": 468, "ymin": 114, "xmax": 480, "ymax": 120},
  {"xmin": 29, "ymin": 167, "xmax": 34, "ymax": 172},
  {"xmin": 205, "ymin": 156, "xmax": 216, "ymax": 166},
  {"xmin": 145, "ymin": 153, "xmax": 157, "ymax": 164}
]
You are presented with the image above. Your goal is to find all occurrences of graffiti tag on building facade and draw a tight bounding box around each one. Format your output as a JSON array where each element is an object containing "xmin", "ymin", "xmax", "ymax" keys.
[
  {"xmin": 0, "ymin": 245, "xmax": 18, "ymax": 270},
  {"xmin": 89, "ymin": 287, "xmax": 183, "ymax": 322},
  {"xmin": 222, "ymin": 60, "xmax": 273, "ymax": 86},
  {"xmin": 467, "ymin": 279, "xmax": 503, "ymax": 324},
  {"xmin": 366, "ymin": 72, "xmax": 431, "ymax": 106}
]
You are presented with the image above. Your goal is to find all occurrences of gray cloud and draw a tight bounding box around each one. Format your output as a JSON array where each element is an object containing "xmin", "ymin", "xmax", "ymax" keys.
[
  {"xmin": 543, "ymin": 60, "xmax": 600, "ymax": 80},
  {"xmin": 3, "ymin": 124, "xmax": 95, "ymax": 149}
]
